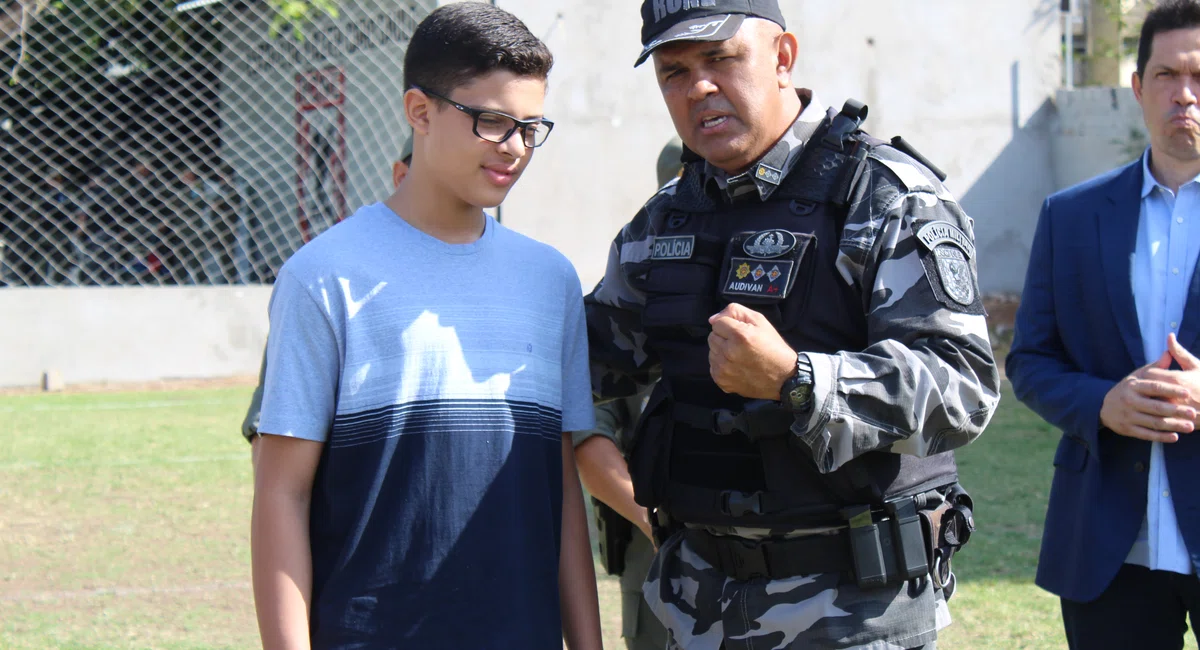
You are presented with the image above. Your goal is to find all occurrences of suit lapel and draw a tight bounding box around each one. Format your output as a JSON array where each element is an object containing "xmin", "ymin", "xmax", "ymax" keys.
[{"xmin": 1099, "ymin": 160, "xmax": 1146, "ymax": 367}]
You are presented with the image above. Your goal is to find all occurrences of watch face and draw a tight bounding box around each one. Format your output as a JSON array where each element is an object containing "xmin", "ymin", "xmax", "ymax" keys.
[{"xmin": 788, "ymin": 384, "xmax": 812, "ymax": 409}]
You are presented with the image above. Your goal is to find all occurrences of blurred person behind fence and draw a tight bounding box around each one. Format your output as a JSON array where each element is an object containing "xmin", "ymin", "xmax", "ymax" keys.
[
  {"xmin": 163, "ymin": 165, "xmax": 207, "ymax": 284},
  {"xmin": 207, "ymin": 164, "xmax": 242, "ymax": 284}
]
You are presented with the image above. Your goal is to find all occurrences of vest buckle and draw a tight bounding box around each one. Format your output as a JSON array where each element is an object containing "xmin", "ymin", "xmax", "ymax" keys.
[
  {"xmin": 721, "ymin": 490, "xmax": 764, "ymax": 517},
  {"xmin": 712, "ymin": 409, "xmax": 746, "ymax": 436}
]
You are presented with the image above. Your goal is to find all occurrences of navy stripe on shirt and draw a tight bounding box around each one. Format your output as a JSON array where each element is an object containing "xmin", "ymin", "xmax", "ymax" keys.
[{"xmin": 329, "ymin": 398, "xmax": 564, "ymax": 448}]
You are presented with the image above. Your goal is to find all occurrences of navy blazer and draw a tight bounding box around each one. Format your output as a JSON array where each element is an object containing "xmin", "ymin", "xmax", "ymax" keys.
[{"xmin": 1007, "ymin": 158, "xmax": 1200, "ymax": 603}]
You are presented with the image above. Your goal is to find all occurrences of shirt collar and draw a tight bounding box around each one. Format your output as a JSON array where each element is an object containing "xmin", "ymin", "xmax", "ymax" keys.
[
  {"xmin": 705, "ymin": 89, "xmax": 826, "ymax": 203},
  {"xmin": 1142, "ymin": 149, "xmax": 1163, "ymax": 199},
  {"xmin": 1141, "ymin": 148, "xmax": 1200, "ymax": 198}
]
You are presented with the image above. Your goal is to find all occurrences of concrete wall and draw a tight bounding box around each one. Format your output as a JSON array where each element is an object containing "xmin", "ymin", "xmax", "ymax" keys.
[
  {"xmin": 1052, "ymin": 86, "xmax": 1145, "ymax": 190},
  {"xmin": 0, "ymin": 286, "xmax": 269, "ymax": 387}
]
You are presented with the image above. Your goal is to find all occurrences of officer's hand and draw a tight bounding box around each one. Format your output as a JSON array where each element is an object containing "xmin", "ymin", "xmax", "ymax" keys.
[
  {"xmin": 1099, "ymin": 347, "xmax": 1194, "ymax": 443},
  {"xmin": 707, "ymin": 303, "xmax": 797, "ymax": 401}
]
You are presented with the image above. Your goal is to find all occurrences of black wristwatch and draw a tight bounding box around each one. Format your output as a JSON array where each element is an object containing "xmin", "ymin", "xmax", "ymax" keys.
[{"xmin": 780, "ymin": 353, "xmax": 814, "ymax": 413}]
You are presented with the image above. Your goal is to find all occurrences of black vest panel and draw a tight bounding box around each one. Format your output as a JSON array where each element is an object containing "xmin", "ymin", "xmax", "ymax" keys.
[{"xmin": 629, "ymin": 115, "xmax": 958, "ymax": 529}]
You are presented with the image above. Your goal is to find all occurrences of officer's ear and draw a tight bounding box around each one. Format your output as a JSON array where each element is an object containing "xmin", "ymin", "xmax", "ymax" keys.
[{"xmin": 775, "ymin": 31, "xmax": 799, "ymax": 87}]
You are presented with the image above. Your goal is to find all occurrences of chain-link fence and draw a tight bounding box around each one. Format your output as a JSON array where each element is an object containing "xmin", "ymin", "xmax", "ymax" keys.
[{"xmin": 0, "ymin": 0, "xmax": 432, "ymax": 287}]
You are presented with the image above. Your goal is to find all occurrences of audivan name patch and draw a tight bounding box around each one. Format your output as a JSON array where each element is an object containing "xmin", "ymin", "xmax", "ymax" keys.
[{"xmin": 724, "ymin": 258, "xmax": 795, "ymax": 298}]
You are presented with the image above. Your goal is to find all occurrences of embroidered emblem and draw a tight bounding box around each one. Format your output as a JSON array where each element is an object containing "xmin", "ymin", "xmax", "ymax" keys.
[
  {"xmin": 742, "ymin": 229, "xmax": 797, "ymax": 259},
  {"xmin": 934, "ymin": 246, "xmax": 975, "ymax": 305},
  {"xmin": 736, "ymin": 262, "xmax": 751, "ymax": 280},
  {"xmin": 915, "ymin": 221, "xmax": 978, "ymax": 309},
  {"xmin": 752, "ymin": 264, "xmax": 766, "ymax": 280},
  {"xmin": 767, "ymin": 265, "xmax": 782, "ymax": 282}
]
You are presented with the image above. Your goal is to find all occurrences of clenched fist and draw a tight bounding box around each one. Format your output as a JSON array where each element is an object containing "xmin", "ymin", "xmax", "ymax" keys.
[{"xmin": 707, "ymin": 303, "xmax": 799, "ymax": 401}]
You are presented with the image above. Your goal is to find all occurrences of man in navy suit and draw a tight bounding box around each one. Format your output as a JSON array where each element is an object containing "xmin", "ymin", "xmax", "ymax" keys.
[{"xmin": 1008, "ymin": 1, "xmax": 1200, "ymax": 647}]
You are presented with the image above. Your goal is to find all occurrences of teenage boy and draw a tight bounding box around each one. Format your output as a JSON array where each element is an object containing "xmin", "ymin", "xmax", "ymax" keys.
[{"xmin": 250, "ymin": 4, "xmax": 602, "ymax": 649}]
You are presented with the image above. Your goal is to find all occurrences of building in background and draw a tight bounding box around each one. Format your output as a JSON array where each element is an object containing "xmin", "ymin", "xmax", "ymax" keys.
[{"xmin": 1067, "ymin": 0, "xmax": 1153, "ymax": 87}]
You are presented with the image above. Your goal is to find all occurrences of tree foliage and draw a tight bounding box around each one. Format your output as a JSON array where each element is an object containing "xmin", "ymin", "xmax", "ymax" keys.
[{"xmin": 3, "ymin": 0, "xmax": 340, "ymax": 87}]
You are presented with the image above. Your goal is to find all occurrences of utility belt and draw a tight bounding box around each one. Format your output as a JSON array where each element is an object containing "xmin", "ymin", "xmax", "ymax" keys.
[{"xmin": 674, "ymin": 487, "xmax": 974, "ymax": 590}]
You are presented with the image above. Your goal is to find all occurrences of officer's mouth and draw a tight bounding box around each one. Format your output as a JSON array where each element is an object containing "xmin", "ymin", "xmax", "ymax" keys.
[{"xmin": 696, "ymin": 112, "xmax": 734, "ymax": 136}]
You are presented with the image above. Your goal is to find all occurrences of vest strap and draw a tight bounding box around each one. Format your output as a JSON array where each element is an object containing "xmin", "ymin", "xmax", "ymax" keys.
[
  {"xmin": 683, "ymin": 527, "xmax": 853, "ymax": 581},
  {"xmin": 666, "ymin": 483, "xmax": 829, "ymax": 521},
  {"xmin": 673, "ymin": 401, "xmax": 793, "ymax": 441}
]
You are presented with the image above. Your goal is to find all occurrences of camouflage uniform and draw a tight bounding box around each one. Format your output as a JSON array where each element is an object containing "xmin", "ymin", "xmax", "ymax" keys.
[{"xmin": 585, "ymin": 92, "xmax": 1000, "ymax": 649}]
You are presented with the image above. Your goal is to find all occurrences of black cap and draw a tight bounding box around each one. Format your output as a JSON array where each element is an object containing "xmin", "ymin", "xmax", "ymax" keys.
[{"xmin": 636, "ymin": 0, "xmax": 786, "ymax": 67}]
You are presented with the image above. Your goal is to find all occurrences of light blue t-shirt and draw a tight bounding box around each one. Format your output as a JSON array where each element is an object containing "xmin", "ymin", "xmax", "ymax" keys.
[{"xmin": 258, "ymin": 202, "xmax": 595, "ymax": 649}]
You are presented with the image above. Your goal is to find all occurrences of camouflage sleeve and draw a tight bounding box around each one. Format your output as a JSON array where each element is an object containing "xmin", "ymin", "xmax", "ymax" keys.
[
  {"xmin": 572, "ymin": 387, "xmax": 654, "ymax": 450},
  {"xmin": 584, "ymin": 197, "xmax": 666, "ymax": 401},
  {"xmin": 792, "ymin": 145, "xmax": 1001, "ymax": 473},
  {"xmin": 240, "ymin": 344, "xmax": 269, "ymax": 442},
  {"xmin": 571, "ymin": 398, "xmax": 629, "ymax": 450}
]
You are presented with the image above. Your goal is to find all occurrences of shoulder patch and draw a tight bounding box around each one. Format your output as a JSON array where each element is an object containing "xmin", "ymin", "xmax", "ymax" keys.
[{"xmin": 913, "ymin": 219, "xmax": 984, "ymax": 314}]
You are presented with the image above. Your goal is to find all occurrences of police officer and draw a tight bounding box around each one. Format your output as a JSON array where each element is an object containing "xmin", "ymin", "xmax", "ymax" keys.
[
  {"xmin": 585, "ymin": 2, "xmax": 1001, "ymax": 648},
  {"xmin": 241, "ymin": 136, "xmax": 414, "ymax": 465},
  {"xmin": 575, "ymin": 137, "xmax": 683, "ymax": 650}
]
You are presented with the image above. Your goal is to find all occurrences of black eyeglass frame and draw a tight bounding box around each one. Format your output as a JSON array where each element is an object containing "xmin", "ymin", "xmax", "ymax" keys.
[{"xmin": 415, "ymin": 85, "xmax": 555, "ymax": 149}]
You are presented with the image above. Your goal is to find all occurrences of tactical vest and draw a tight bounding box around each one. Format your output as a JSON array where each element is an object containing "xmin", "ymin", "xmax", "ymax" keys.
[{"xmin": 628, "ymin": 102, "xmax": 959, "ymax": 529}]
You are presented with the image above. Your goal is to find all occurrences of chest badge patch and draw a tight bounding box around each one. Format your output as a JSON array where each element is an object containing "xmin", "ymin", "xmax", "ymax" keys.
[
  {"xmin": 743, "ymin": 229, "xmax": 797, "ymax": 259},
  {"xmin": 916, "ymin": 221, "xmax": 977, "ymax": 308},
  {"xmin": 723, "ymin": 230, "xmax": 811, "ymax": 300},
  {"xmin": 651, "ymin": 235, "xmax": 695, "ymax": 260}
]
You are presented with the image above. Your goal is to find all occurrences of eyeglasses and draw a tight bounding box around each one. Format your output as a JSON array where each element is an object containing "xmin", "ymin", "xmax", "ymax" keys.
[{"xmin": 416, "ymin": 86, "xmax": 555, "ymax": 149}]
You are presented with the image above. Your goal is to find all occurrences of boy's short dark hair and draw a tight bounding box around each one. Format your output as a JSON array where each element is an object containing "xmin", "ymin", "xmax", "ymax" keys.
[
  {"xmin": 403, "ymin": 2, "xmax": 553, "ymax": 97},
  {"xmin": 1137, "ymin": 0, "xmax": 1200, "ymax": 78}
]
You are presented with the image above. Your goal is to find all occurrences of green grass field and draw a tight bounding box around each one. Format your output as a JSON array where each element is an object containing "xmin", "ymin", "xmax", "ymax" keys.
[{"xmin": 0, "ymin": 384, "xmax": 1195, "ymax": 649}]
